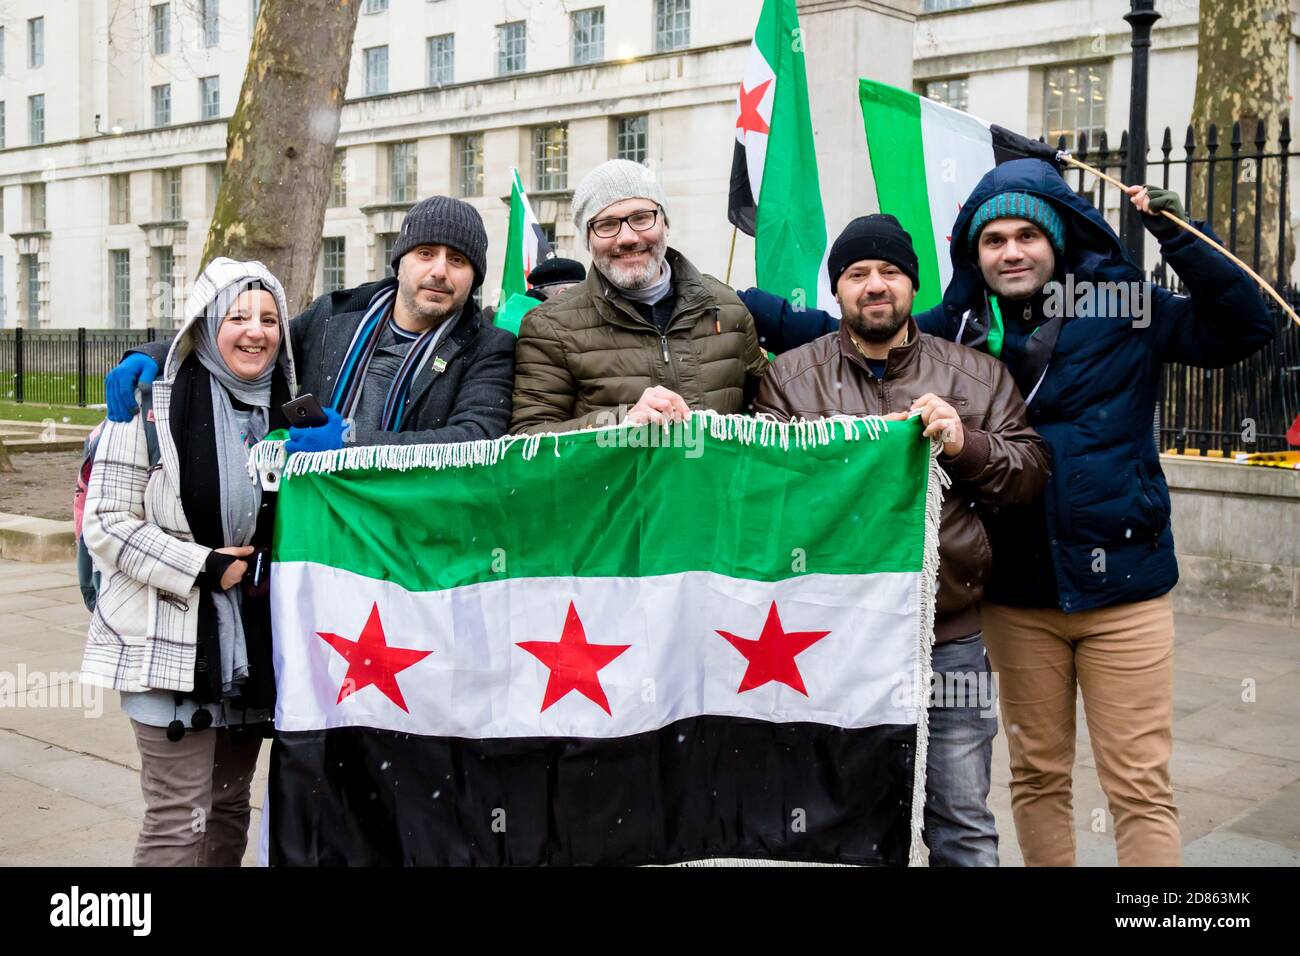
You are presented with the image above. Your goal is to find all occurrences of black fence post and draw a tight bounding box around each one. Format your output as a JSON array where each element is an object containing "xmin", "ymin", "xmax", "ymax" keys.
[
  {"xmin": 1279, "ymin": 118, "xmax": 1291, "ymax": 291},
  {"xmin": 77, "ymin": 327, "xmax": 87, "ymax": 407},
  {"xmin": 1123, "ymin": 0, "xmax": 1161, "ymax": 269},
  {"xmin": 13, "ymin": 327, "xmax": 23, "ymax": 404}
]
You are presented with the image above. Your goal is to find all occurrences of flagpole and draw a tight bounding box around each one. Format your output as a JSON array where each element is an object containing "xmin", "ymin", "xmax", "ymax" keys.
[
  {"xmin": 725, "ymin": 224, "xmax": 739, "ymax": 285},
  {"xmin": 1060, "ymin": 154, "xmax": 1300, "ymax": 330}
]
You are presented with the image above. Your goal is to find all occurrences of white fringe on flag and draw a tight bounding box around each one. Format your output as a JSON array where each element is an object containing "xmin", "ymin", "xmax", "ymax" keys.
[
  {"xmin": 247, "ymin": 410, "xmax": 899, "ymax": 484},
  {"xmin": 910, "ymin": 445, "xmax": 949, "ymax": 866}
]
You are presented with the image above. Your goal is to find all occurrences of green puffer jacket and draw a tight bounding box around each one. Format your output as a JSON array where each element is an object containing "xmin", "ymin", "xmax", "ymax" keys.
[{"xmin": 511, "ymin": 248, "xmax": 769, "ymax": 434}]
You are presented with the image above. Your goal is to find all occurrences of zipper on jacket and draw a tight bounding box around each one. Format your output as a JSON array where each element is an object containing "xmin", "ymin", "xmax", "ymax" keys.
[
  {"xmin": 160, "ymin": 593, "xmax": 189, "ymax": 612},
  {"xmin": 660, "ymin": 333, "xmax": 681, "ymax": 392}
]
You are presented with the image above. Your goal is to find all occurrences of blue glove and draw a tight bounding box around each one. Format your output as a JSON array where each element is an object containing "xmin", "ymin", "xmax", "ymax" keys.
[
  {"xmin": 105, "ymin": 353, "xmax": 160, "ymax": 422},
  {"xmin": 285, "ymin": 407, "xmax": 346, "ymax": 454}
]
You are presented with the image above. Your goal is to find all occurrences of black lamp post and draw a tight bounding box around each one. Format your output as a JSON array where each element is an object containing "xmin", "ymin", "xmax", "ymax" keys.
[{"xmin": 1123, "ymin": 0, "xmax": 1162, "ymax": 269}]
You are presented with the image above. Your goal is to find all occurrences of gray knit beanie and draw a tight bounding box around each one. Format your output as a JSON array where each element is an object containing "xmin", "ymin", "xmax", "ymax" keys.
[
  {"xmin": 390, "ymin": 196, "xmax": 489, "ymax": 288},
  {"xmin": 572, "ymin": 159, "xmax": 669, "ymax": 247}
]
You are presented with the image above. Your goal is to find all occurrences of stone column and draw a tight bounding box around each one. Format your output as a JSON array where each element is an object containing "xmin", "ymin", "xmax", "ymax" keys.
[{"xmin": 797, "ymin": 0, "xmax": 919, "ymax": 237}]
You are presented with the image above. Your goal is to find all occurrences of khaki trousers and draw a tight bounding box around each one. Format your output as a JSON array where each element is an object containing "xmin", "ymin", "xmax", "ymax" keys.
[
  {"xmin": 130, "ymin": 720, "xmax": 263, "ymax": 867},
  {"xmin": 981, "ymin": 594, "xmax": 1181, "ymax": 866}
]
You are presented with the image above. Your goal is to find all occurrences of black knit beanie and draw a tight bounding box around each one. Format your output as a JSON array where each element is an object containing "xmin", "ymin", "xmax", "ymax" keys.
[
  {"xmin": 390, "ymin": 196, "xmax": 489, "ymax": 289},
  {"xmin": 827, "ymin": 214, "xmax": 920, "ymax": 294}
]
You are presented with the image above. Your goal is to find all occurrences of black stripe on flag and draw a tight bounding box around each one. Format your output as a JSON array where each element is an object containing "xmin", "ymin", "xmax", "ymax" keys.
[
  {"xmin": 990, "ymin": 124, "xmax": 1066, "ymax": 169},
  {"xmin": 728, "ymin": 140, "xmax": 758, "ymax": 237},
  {"xmin": 270, "ymin": 716, "xmax": 916, "ymax": 866}
]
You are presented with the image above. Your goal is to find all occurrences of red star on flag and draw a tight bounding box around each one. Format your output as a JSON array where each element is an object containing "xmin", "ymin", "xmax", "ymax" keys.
[
  {"xmin": 316, "ymin": 602, "xmax": 433, "ymax": 713},
  {"xmin": 736, "ymin": 79, "xmax": 772, "ymax": 137},
  {"xmin": 716, "ymin": 601, "xmax": 831, "ymax": 696},
  {"xmin": 517, "ymin": 601, "xmax": 631, "ymax": 715}
]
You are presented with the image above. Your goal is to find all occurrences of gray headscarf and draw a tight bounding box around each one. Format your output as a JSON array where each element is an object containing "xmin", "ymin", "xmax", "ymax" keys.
[{"xmin": 193, "ymin": 278, "xmax": 281, "ymax": 697}]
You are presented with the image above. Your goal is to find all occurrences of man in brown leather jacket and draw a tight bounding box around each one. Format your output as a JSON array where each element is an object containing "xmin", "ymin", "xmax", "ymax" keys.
[{"xmin": 754, "ymin": 213, "xmax": 1050, "ymax": 867}]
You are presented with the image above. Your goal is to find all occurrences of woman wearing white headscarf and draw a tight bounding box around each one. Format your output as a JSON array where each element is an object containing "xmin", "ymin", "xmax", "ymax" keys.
[{"xmin": 80, "ymin": 257, "xmax": 297, "ymax": 866}]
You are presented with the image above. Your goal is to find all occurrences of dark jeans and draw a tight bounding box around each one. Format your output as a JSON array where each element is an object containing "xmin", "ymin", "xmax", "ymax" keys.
[{"xmin": 923, "ymin": 630, "xmax": 999, "ymax": 866}]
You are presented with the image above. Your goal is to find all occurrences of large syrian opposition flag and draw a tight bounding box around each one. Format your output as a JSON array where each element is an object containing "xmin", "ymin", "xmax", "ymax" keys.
[
  {"xmin": 499, "ymin": 167, "xmax": 552, "ymax": 306},
  {"xmin": 858, "ymin": 78, "xmax": 1062, "ymax": 312},
  {"xmin": 729, "ymin": 0, "xmax": 836, "ymax": 314},
  {"xmin": 262, "ymin": 414, "xmax": 942, "ymax": 866}
]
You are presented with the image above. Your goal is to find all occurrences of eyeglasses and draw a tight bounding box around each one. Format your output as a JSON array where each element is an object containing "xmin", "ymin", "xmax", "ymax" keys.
[{"xmin": 588, "ymin": 207, "xmax": 662, "ymax": 239}]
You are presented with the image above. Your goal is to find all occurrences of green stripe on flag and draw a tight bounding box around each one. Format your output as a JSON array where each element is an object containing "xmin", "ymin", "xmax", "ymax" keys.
[
  {"xmin": 500, "ymin": 169, "xmax": 528, "ymax": 305},
  {"xmin": 272, "ymin": 417, "xmax": 931, "ymax": 593},
  {"xmin": 858, "ymin": 79, "xmax": 942, "ymax": 312},
  {"xmin": 753, "ymin": 0, "xmax": 829, "ymax": 309}
]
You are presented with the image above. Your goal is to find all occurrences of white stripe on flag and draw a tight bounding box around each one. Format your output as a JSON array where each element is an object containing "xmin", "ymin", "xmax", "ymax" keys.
[
  {"xmin": 272, "ymin": 562, "xmax": 924, "ymax": 739},
  {"xmin": 918, "ymin": 98, "xmax": 995, "ymax": 290}
]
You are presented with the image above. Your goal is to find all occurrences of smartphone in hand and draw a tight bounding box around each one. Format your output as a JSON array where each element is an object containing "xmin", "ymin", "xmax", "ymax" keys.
[{"xmin": 281, "ymin": 393, "xmax": 330, "ymax": 428}]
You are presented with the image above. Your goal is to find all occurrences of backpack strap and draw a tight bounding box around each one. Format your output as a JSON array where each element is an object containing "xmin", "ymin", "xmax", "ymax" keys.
[{"xmin": 139, "ymin": 387, "xmax": 161, "ymax": 468}]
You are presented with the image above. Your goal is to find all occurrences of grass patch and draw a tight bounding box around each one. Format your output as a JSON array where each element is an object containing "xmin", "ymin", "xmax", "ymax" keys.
[{"xmin": 0, "ymin": 400, "xmax": 104, "ymax": 425}]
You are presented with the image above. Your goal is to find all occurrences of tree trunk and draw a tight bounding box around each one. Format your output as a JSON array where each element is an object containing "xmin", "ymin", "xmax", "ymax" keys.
[
  {"xmin": 201, "ymin": 0, "xmax": 363, "ymax": 314},
  {"xmin": 1190, "ymin": 0, "xmax": 1292, "ymax": 285}
]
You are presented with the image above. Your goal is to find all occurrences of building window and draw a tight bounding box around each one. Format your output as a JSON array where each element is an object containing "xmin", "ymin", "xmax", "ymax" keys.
[
  {"xmin": 924, "ymin": 77, "xmax": 968, "ymax": 113},
  {"xmin": 378, "ymin": 233, "xmax": 397, "ymax": 277},
  {"xmin": 1044, "ymin": 64, "xmax": 1107, "ymax": 150},
  {"xmin": 201, "ymin": 0, "xmax": 220, "ymax": 47},
  {"xmin": 27, "ymin": 183, "xmax": 46, "ymax": 230},
  {"xmin": 365, "ymin": 0, "xmax": 389, "ymax": 12},
  {"xmin": 497, "ymin": 21, "xmax": 526, "ymax": 76},
  {"xmin": 22, "ymin": 254, "xmax": 40, "ymax": 327},
  {"xmin": 110, "ymin": 174, "xmax": 131, "ymax": 225},
  {"xmin": 572, "ymin": 8, "xmax": 604, "ymax": 66},
  {"xmin": 28, "ymin": 17, "xmax": 43, "ymax": 68},
  {"xmin": 322, "ymin": 237, "xmax": 346, "ymax": 292},
  {"xmin": 615, "ymin": 115, "xmax": 648, "ymax": 164},
  {"xmin": 457, "ymin": 133, "xmax": 483, "ymax": 198},
  {"xmin": 250, "ymin": 0, "xmax": 261, "ymax": 34},
  {"xmin": 200, "ymin": 76, "xmax": 220, "ymax": 119},
  {"xmin": 111, "ymin": 251, "xmax": 131, "ymax": 328},
  {"xmin": 365, "ymin": 46, "xmax": 389, "ymax": 95},
  {"xmin": 655, "ymin": 0, "xmax": 690, "ymax": 52},
  {"xmin": 0, "ymin": 102, "xmax": 6, "ymax": 150},
  {"xmin": 922, "ymin": 0, "xmax": 972, "ymax": 11},
  {"xmin": 151, "ymin": 4, "xmax": 171, "ymax": 55},
  {"xmin": 153, "ymin": 246, "xmax": 175, "ymax": 325},
  {"xmin": 28, "ymin": 94, "xmax": 43, "ymax": 145},
  {"xmin": 161, "ymin": 167, "xmax": 183, "ymax": 220},
  {"xmin": 427, "ymin": 34, "xmax": 454, "ymax": 86},
  {"xmin": 389, "ymin": 141, "xmax": 417, "ymax": 203},
  {"xmin": 533, "ymin": 125, "xmax": 568, "ymax": 192},
  {"xmin": 328, "ymin": 149, "xmax": 347, "ymax": 207},
  {"xmin": 152, "ymin": 84, "xmax": 171, "ymax": 126}
]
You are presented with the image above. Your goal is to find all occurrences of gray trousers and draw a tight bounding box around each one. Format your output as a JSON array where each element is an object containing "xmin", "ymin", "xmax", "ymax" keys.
[{"xmin": 130, "ymin": 719, "xmax": 263, "ymax": 867}]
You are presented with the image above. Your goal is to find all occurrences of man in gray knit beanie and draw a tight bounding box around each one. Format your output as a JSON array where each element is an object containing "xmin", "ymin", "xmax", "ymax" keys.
[{"xmin": 511, "ymin": 160, "xmax": 768, "ymax": 435}]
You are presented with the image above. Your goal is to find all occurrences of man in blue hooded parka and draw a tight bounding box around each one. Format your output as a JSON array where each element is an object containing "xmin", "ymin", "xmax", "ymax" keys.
[{"xmin": 742, "ymin": 158, "xmax": 1274, "ymax": 866}]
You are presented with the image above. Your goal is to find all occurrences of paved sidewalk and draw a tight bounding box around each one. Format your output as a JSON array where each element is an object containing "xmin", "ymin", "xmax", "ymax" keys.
[{"xmin": 1, "ymin": 557, "xmax": 1296, "ymax": 866}]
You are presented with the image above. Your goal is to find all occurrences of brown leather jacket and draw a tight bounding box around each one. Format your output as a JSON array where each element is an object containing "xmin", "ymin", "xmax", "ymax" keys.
[{"xmin": 754, "ymin": 319, "xmax": 1050, "ymax": 643}]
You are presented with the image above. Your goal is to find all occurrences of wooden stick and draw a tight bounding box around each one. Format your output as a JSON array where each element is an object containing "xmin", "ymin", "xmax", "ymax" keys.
[
  {"xmin": 1060, "ymin": 154, "xmax": 1300, "ymax": 329},
  {"xmin": 724, "ymin": 223, "xmax": 739, "ymax": 285}
]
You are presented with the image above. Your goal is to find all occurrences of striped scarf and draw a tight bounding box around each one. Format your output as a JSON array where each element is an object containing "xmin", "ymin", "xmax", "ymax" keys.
[{"xmin": 329, "ymin": 285, "xmax": 450, "ymax": 432}]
